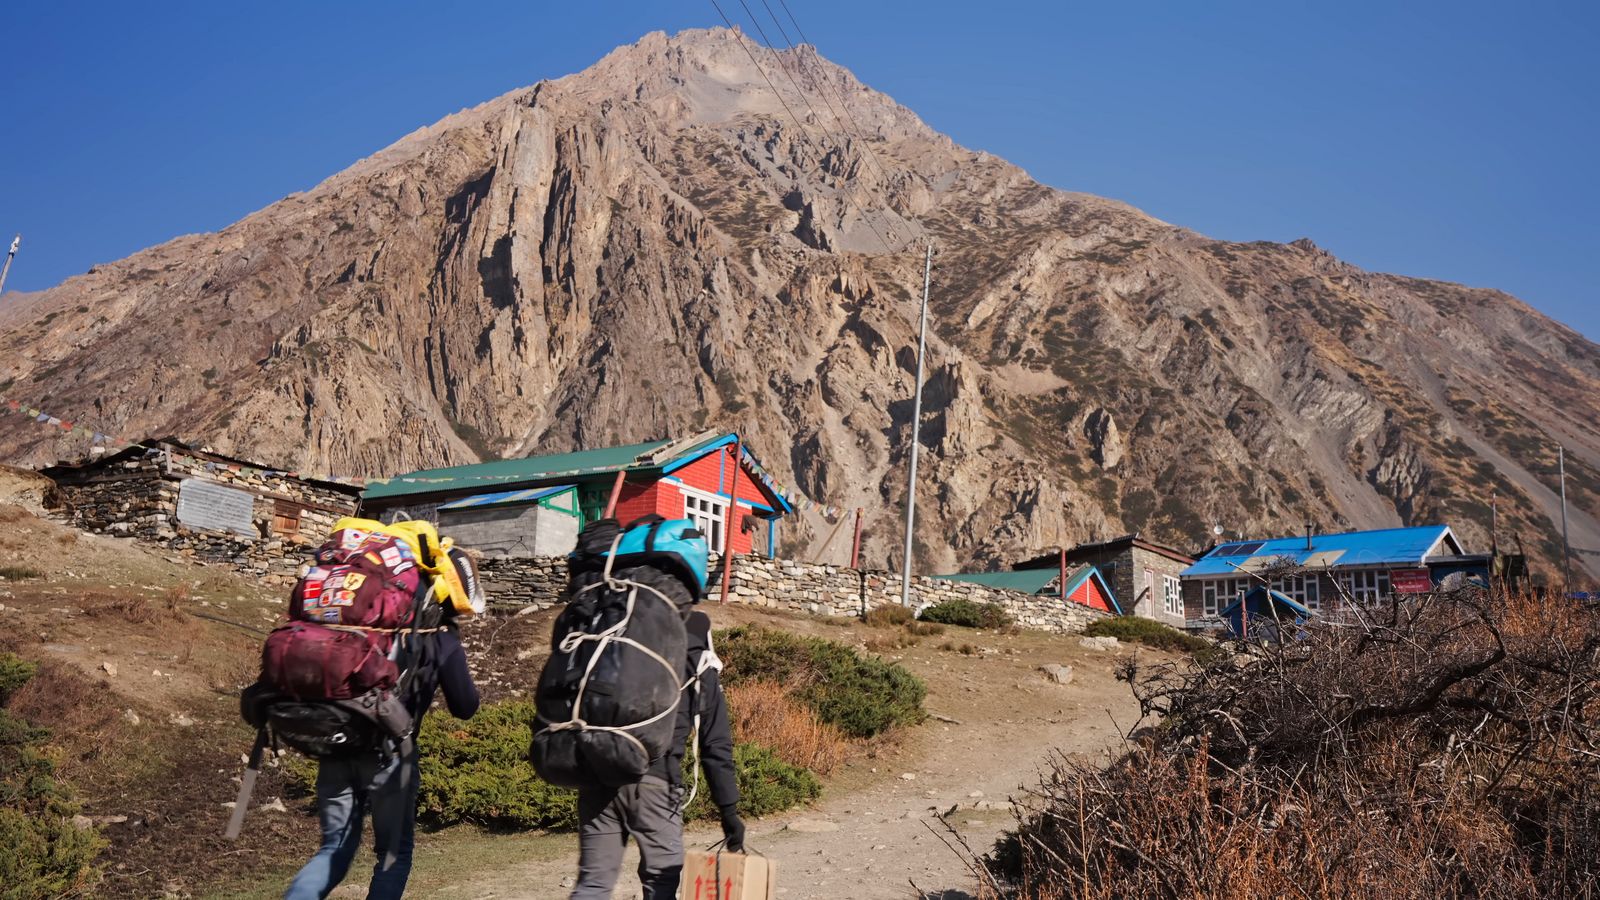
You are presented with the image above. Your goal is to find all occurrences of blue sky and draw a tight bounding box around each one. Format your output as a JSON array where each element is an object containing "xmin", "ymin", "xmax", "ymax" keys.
[{"xmin": 1, "ymin": 1, "xmax": 1595, "ymax": 339}]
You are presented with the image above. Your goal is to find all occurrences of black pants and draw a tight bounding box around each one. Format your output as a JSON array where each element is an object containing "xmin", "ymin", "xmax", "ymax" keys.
[{"xmin": 571, "ymin": 776, "xmax": 683, "ymax": 899}]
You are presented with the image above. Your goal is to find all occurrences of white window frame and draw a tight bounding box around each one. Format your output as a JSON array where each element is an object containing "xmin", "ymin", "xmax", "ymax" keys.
[
  {"xmin": 1162, "ymin": 574, "xmax": 1183, "ymax": 616},
  {"xmin": 1200, "ymin": 577, "xmax": 1249, "ymax": 616},
  {"xmin": 681, "ymin": 486, "xmax": 727, "ymax": 553},
  {"xmin": 1270, "ymin": 573, "xmax": 1321, "ymax": 611},
  {"xmin": 1342, "ymin": 569, "xmax": 1390, "ymax": 604}
]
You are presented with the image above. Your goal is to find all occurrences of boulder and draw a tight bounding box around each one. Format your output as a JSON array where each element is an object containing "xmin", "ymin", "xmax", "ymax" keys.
[{"xmin": 1039, "ymin": 664, "xmax": 1074, "ymax": 684}]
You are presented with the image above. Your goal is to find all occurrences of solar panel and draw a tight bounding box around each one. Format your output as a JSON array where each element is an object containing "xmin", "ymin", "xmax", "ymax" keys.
[{"xmin": 1209, "ymin": 541, "xmax": 1264, "ymax": 557}]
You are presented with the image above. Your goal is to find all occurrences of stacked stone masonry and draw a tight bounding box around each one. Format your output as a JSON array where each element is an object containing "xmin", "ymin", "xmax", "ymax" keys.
[
  {"xmin": 479, "ymin": 553, "xmax": 1110, "ymax": 634},
  {"xmin": 49, "ymin": 443, "xmax": 359, "ymax": 582}
]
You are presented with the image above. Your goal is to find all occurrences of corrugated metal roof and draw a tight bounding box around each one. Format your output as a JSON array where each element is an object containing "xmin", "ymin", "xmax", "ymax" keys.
[
  {"xmin": 1220, "ymin": 586, "xmax": 1314, "ymax": 619},
  {"xmin": 1184, "ymin": 525, "xmax": 1455, "ymax": 577},
  {"xmin": 932, "ymin": 568, "xmax": 1060, "ymax": 594},
  {"xmin": 437, "ymin": 485, "xmax": 575, "ymax": 511},
  {"xmin": 362, "ymin": 431, "xmax": 793, "ymax": 516},
  {"xmin": 363, "ymin": 439, "xmax": 676, "ymax": 500}
]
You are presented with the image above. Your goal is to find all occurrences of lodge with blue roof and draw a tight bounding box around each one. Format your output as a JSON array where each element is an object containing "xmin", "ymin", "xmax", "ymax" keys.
[{"xmin": 1179, "ymin": 524, "xmax": 1485, "ymax": 630}]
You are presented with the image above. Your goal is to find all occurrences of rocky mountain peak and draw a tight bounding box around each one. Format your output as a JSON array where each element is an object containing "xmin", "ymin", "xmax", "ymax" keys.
[{"xmin": 1, "ymin": 28, "xmax": 1596, "ymax": 578}]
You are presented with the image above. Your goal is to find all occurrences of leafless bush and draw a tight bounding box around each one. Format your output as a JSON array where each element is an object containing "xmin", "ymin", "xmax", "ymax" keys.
[{"xmin": 984, "ymin": 587, "xmax": 1600, "ymax": 899}]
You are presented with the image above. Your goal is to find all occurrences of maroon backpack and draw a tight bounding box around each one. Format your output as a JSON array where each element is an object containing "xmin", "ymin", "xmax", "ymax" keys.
[
  {"xmin": 230, "ymin": 525, "xmax": 443, "ymax": 840},
  {"xmin": 262, "ymin": 527, "xmax": 424, "ymax": 700}
]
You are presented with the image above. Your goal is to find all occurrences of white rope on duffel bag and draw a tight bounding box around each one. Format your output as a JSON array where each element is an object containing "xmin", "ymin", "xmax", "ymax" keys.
[
  {"xmin": 536, "ymin": 535, "xmax": 692, "ymax": 766},
  {"xmin": 679, "ymin": 643, "xmax": 721, "ymax": 812}
]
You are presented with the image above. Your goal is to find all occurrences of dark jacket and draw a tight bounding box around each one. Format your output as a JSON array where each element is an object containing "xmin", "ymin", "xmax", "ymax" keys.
[
  {"xmin": 652, "ymin": 610, "xmax": 739, "ymax": 811},
  {"xmin": 407, "ymin": 626, "xmax": 480, "ymax": 726}
]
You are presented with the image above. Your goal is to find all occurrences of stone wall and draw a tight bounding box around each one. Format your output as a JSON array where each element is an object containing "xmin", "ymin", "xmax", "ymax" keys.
[
  {"xmin": 50, "ymin": 443, "xmax": 358, "ymax": 583},
  {"xmin": 478, "ymin": 553, "xmax": 1111, "ymax": 634}
]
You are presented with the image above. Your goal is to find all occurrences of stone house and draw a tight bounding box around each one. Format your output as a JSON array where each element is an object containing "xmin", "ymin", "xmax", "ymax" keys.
[
  {"xmin": 42, "ymin": 438, "xmax": 361, "ymax": 575},
  {"xmin": 1179, "ymin": 525, "xmax": 1471, "ymax": 629},
  {"xmin": 1015, "ymin": 534, "xmax": 1196, "ymax": 627}
]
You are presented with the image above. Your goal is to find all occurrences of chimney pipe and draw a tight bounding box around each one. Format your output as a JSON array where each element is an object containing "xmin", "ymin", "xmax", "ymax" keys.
[{"xmin": 1305, "ymin": 521, "xmax": 1314, "ymax": 552}]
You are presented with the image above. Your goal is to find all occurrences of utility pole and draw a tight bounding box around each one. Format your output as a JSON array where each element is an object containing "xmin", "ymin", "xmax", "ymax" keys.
[
  {"xmin": 1559, "ymin": 444, "xmax": 1572, "ymax": 593},
  {"xmin": 900, "ymin": 241, "xmax": 933, "ymax": 607},
  {"xmin": 0, "ymin": 235, "xmax": 19, "ymax": 296}
]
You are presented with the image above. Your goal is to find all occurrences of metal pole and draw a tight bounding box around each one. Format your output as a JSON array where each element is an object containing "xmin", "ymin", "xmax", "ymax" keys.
[
  {"xmin": 1559, "ymin": 444, "xmax": 1571, "ymax": 593},
  {"xmin": 899, "ymin": 242, "xmax": 933, "ymax": 607},
  {"xmin": 720, "ymin": 439, "xmax": 743, "ymax": 604},
  {"xmin": 1058, "ymin": 547, "xmax": 1068, "ymax": 604},
  {"xmin": 0, "ymin": 235, "xmax": 19, "ymax": 296},
  {"xmin": 849, "ymin": 506, "xmax": 864, "ymax": 569}
]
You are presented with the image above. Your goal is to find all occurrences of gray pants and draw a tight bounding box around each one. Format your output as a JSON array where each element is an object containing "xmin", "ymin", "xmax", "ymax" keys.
[{"xmin": 571, "ymin": 776, "xmax": 684, "ymax": 900}]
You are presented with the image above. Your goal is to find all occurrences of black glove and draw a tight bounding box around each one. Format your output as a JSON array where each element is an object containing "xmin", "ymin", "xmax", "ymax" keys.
[{"xmin": 719, "ymin": 803, "xmax": 746, "ymax": 853}]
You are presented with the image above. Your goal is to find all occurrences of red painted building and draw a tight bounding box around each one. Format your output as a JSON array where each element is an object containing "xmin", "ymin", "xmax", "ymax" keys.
[
  {"xmin": 932, "ymin": 565, "xmax": 1123, "ymax": 614},
  {"xmin": 1063, "ymin": 566, "xmax": 1118, "ymax": 613},
  {"xmin": 606, "ymin": 439, "xmax": 788, "ymax": 555},
  {"xmin": 361, "ymin": 431, "xmax": 793, "ymax": 557}
]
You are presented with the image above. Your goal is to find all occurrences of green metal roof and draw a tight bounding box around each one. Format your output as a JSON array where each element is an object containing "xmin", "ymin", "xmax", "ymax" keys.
[
  {"xmin": 363, "ymin": 438, "xmax": 681, "ymax": 501},
  {"xmin": 931, "ymin": 567, "xmax": 1060, "ymax": 594},
  {"xmin": 359, "ymin": 432, "xmax": 800, "ymax": 518}
]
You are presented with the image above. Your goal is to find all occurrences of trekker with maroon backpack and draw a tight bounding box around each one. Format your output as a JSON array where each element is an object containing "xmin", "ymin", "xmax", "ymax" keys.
[{"xmin": 233, "ymin": 519, "xmax": 483, "ymax": 900}]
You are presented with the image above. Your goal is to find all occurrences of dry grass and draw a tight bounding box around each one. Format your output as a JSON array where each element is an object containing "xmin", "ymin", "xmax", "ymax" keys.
[
  {"xmin": 865, "ymin": 633, "xmax": 917, "ymax": 654},
  {"xmin": 862, "ymin": 605, "xmax": 944, "ymax": 648},
  {"xmin": 980, "ymin": 588, "xmax": 1600, "ymax": 899},
  {"xmin": 863, "ymin": 605, "xmax": 915, "ymax": 628},
  {"xmin": 725, "ymin": 680, "xmax": 848, "ymax": 776},
  {"xmin": 86, "ymin": 594, "xmax": 163, "ymax": 624}
]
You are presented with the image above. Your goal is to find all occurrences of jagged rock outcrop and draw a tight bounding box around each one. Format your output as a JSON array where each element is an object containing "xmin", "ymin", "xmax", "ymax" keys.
[{"xmin": 1, "ymin": 27, "xmax": 1597, "ymax": 577}]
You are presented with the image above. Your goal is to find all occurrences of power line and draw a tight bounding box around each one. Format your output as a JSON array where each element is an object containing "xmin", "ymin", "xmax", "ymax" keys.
[
  {"xmin": 745, "ymin": 0, "xmax": 903, "ymax": 207},
  {"xmin": 764, "ymin": 0, "xmax": 914, "ymax": 230},
  {"xmin": 707, "ymin": 0, "xmax": 902, "ymax": 256}
]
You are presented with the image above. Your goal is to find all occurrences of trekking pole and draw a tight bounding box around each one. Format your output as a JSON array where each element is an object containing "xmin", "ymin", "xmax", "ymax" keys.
[{"xmin": 224, "ymin": 728, "xmax": 270, "ymax": 840}]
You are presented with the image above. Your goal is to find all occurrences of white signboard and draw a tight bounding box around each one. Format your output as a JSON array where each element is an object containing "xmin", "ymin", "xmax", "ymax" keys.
[{"xmin": 175, "ymin": 478, "xmax": 257, "ymax": 537}]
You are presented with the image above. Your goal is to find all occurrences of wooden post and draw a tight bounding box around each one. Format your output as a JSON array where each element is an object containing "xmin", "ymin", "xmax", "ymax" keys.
[
  {"xmin": 1059, "ymin": 547, "xmax": 1068, "ymax": 604},
  {"xmin": 849, "ymin": 507, "xmax": 865, "ymax": 569},
  {"xmin": 602, "ymin": 470, "xmax": 627, "ymax": 519},
  {"xmin": 719, "ymin": 439, "xmax": 742, "ymax": 604}
]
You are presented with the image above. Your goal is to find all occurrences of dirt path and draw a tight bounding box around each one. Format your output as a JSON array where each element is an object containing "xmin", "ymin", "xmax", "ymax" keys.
[{"xmin": 403, "ymin": 614, "xmax": 1151, "ymax": 900}]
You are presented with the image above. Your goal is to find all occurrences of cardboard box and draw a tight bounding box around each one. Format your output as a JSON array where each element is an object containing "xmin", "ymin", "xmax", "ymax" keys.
[{"xmin": 680, "ymin": 848, "xmax": 776, "ymax": 900}]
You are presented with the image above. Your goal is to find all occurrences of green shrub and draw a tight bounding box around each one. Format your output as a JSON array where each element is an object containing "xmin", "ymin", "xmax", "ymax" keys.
[
  {"xmin": 290, "ymin": 699, "xmax": 826, "ymax": 833},
  {"xmin": 717, "ymin": 626, "xmax": 926, "ymax": 738},
  {"xmin": 415, "ymin": 701, "xmax": 576, "ymax": 831},
  {"xmin": 684, "ymin": 743, "xmax": 822, "ymax": 820},
  {"xmin": 0, "ymin": 655, "xmax": 37, "ymax": 702},
  {"xmin": 919, "ymin": 598, "xmax": 1013, "ymax": 630},
  {"xmin": 1083, "ymin": 617, "xmax": 1224, "ymax": 663},
  {"xmin": 0, "ymin": 566, "xmax": 42, "ymax": 582},
  {"xmin": 0, "ymin": 653, "xmax": 104, "ymax": 898}
]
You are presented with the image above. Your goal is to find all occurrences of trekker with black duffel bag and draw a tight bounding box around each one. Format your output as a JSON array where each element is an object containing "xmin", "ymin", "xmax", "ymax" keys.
[
  {"xmin": 230, "ymin": 518, "xmax": 484, "ymax": 900},
  {"xmin": 532, "ymin": 516, "xmax": 745, "ymax": 900}
]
